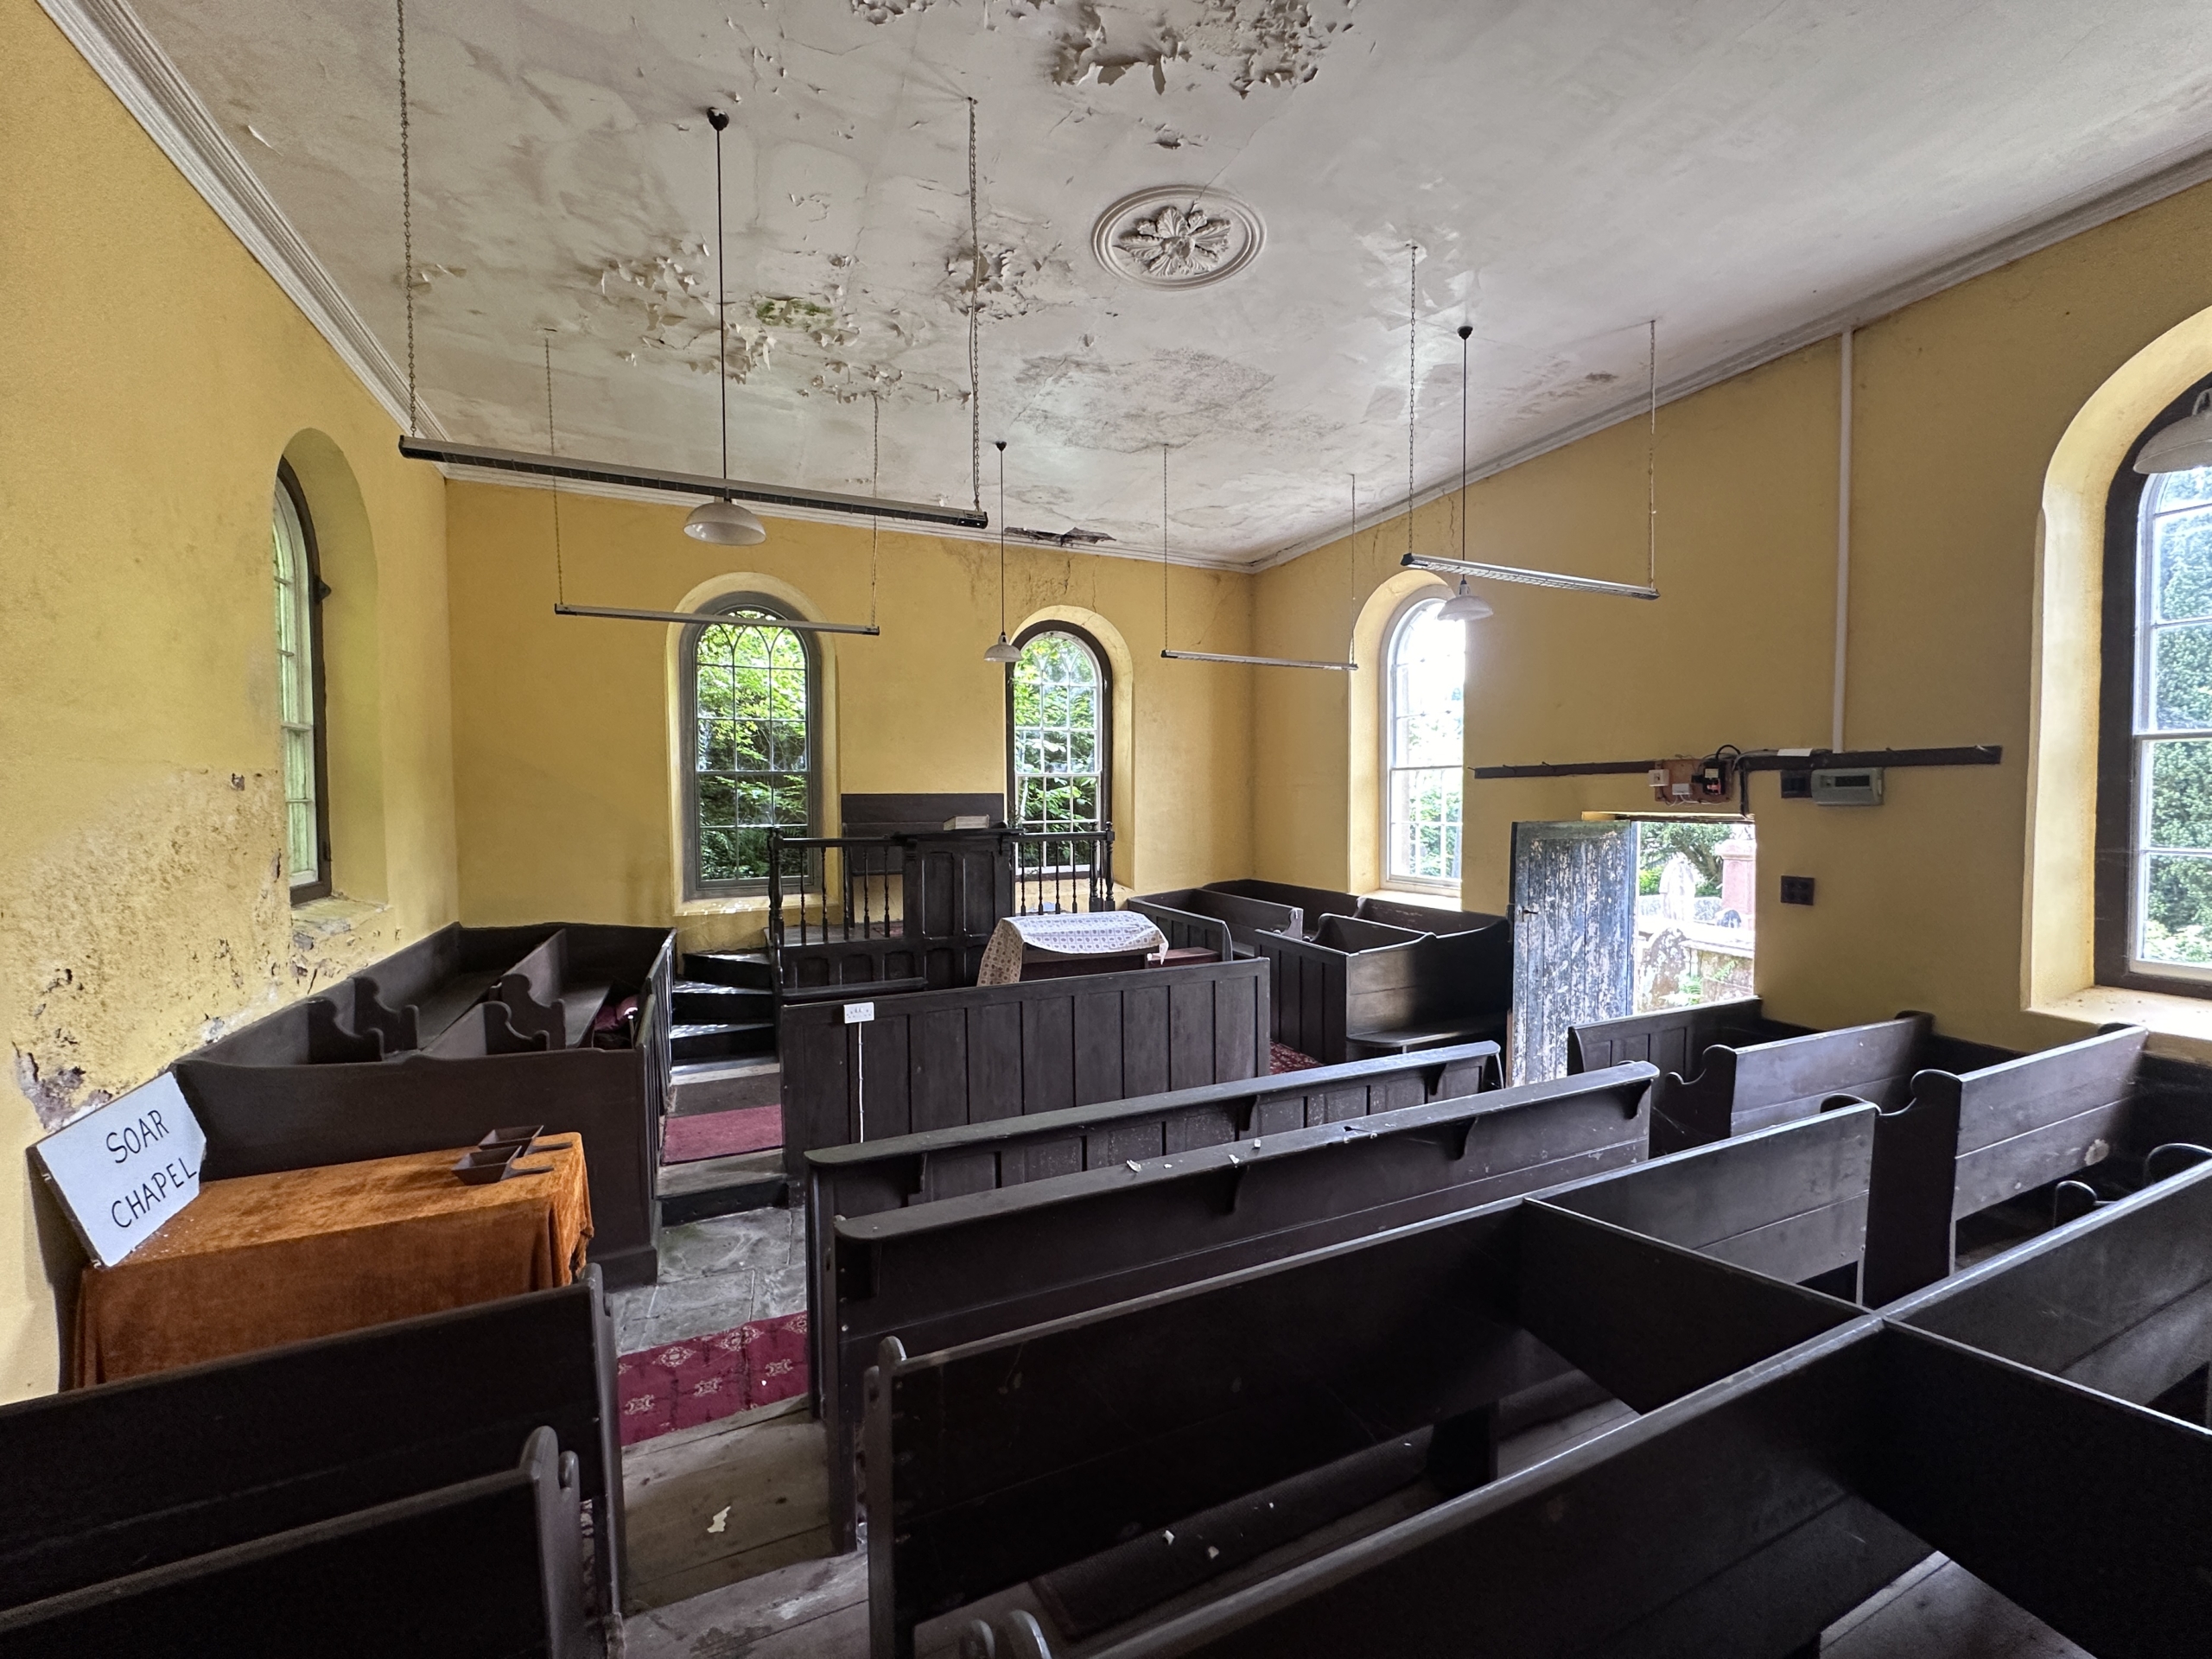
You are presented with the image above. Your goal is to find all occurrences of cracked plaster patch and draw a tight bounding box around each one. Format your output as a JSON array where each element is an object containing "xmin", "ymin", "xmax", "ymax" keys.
[{"xmin": 1000, "ymin": 0, "xmax": 1353, "ymax": 98}]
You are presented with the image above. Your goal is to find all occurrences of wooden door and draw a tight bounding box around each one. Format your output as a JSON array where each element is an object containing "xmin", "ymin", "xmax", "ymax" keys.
[{"xmin": 1510, "ymin": 821, "xmax": 1637, "ymax": 1084}]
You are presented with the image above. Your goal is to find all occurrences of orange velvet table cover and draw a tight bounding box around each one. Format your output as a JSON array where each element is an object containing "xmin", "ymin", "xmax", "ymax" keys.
[{"xmin": 73, "ymin": 1142, "xmax": 593, "ymax": 1386}]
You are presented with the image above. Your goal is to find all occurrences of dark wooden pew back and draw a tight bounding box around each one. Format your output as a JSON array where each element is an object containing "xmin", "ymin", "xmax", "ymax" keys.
[
  {"xmin": 1863, "ymin": 1023, "xmax": 2161, "ymax": 1303},
  {"xmin": 777, "ymin": 956, "xmax": 1270, "ymax": 1179},
  {"xmin": 0, "ymin": 1427, "xmax": 589, "ymax": 1659},
  {"xmin": 1124, "ymin": 888, "xmax": 1303, "ymax": 960},
  {"xmin": 0, "ymin": 1274, "xmax": 621, "ymax": 1615},
  {"xmin": 1645, "ymin": 1011, "xmax": 2018, "ymax": 1155},
  {"xmin": 868, "ymin": 1194, "xmax": 1859, "ymax": 1657},
  {"xmin": 1565, "ymin": 995, "xmax": 1808, "ymax": 1076},
  {"xmin": 805, "ymin": 1043, "xmax": 1505, "ymax": 1546}
]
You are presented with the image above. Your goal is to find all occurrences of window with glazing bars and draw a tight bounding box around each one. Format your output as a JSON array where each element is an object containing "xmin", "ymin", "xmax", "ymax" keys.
[
  {"xmin": 270, "ymin": 479, "xmax": 326, "ymax": 899},
  {"xmin": 1385, "ymin": 596, "xmax": 1465, "ymax": 887},
  {"xmin": 690, "ymin": 607, "xmax": 813, "ymax": 890},
  {"xmin": 1009, "ymin": 629, "xmax": 1106, "ymax": 868},
  {"xmin": 2130, "ymin": 464, "xmax": 2212, "ymax": 976}
]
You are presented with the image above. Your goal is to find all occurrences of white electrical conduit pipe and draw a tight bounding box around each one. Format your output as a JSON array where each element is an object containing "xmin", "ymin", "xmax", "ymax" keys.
[{"xmin": 1834, "ymin": 328, "xmax": 1853, "ymax": 753}]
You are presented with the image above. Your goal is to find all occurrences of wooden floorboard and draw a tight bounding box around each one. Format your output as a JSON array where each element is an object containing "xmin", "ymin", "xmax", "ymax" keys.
[
  {"xmin": 623, "ymin": 1407, "xmax": 830, "ymax": 1613},
  {"xmin": 625, "ymin": 1545, "xmax": 867, "ymax": 1658}
]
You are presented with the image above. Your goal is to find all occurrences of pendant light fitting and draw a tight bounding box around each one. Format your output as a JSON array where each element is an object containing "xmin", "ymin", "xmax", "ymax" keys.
[
  {"xmin": 2136, "ymin": 389, "xmax": 2212, "ymax": 476},
  {"xmin": 1436, "ymin": 322, "xmax": 1493, "ymax": 624},
  {"xmin": 985, "ymin": 441, "xmax": 1022, "ymax": 663},
  {"xmin": 1407, "ymin": 316, "xmax": 1661, "ymax": 601},
  {"xmin": 685, "ymin": 109, "xmax": 766, "ymax": 546}
]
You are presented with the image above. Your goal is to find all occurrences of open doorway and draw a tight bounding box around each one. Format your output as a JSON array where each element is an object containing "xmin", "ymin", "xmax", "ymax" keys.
[
  {"xmin": 1634, "ymin": 818, "xmax": 1756, "ymax": 1013},
  {"xmin": 1509, "ymin": 815, "xmax": 1756, "ymax": 1083}
]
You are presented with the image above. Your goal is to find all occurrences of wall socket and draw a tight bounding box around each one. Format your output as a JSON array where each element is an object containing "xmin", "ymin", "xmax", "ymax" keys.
[{"xmin": 1779, "ymin": 876, "xmax": 1816, "ymax": 906}]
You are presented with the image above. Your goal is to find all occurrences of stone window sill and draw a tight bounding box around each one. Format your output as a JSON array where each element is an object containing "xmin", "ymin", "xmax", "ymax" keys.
[
  {"xmin": 2029, "ymin": 984, "xmax": 2212, "ymax": 1065},
  {"xmin": 290, "ymin": 894, "xmax": 388, "ymax": 939}
]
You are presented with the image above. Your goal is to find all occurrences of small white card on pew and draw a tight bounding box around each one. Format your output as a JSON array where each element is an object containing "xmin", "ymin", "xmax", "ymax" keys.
[{"xmin": 29, "ymin": 1073, "xmax": 207, "ymax": 1268}]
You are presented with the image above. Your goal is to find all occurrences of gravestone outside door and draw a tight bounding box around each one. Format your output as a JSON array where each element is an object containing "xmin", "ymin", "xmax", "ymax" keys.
[{"xmin": 1509, "ymin": 820, "xmax": 1637, "ymax": 1084}]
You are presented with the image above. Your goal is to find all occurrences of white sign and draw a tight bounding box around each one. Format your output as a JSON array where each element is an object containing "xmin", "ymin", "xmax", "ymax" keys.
[{"xmin": 29, "ymin": 1073, "xmax": 207, "ymax": 1268}]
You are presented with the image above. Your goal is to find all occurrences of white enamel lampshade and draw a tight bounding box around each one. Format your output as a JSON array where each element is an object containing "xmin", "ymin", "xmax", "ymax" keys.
[
  {"xmin": 683, "ymin": 498, "xmax": 767, "ymax": 545},
  {"xmin": 1438, "ymin": 576, "xmax": 1492, "ymax": 623},
  {"xmin": 2136, "ymin": 391, "xmax": 2212, "ymax": 475}
]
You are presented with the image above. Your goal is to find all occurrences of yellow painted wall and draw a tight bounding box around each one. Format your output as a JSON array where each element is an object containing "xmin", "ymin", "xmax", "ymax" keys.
[
  {"xmin": 445, "ymin": 484, "xmax": 1253, "ymax": 945},
  {"xmin": 1256, "ymin": 178, "xmax": 2212, "ymax": 1052},
  {"xmin": 0, "ymin": 3, "xmax": 457, "ymax": 1397}
]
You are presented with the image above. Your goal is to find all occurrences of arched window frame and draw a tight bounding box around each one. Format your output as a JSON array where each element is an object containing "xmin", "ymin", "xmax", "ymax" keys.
[
  {"xmin": 2098, "ymin": 370, "xmax": 2212, "ymax": 996},
  {"xmin": 272, "ymin": 460, "xmax": 331, "ymax": 902},
  {"xmin": 1004, "ymin": 622, "xmax": 1112, "ymax": 850},
  {"xmin": 1382, "ymin": 592, "xmax": 1465, "ymax": 892},
  {"xmin": 681, "ymin": 593, "xmax": 821, "ymax": 899}
]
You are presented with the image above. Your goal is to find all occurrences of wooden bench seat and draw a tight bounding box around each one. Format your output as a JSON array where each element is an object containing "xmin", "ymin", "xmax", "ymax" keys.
[
  {"xmin": 0, "ymin": 1273, "xmax": 620, "ymax": 1625},
  {"xmin": 0, "ymin": 1427, "xmax": 591, "ymax": 1659}
]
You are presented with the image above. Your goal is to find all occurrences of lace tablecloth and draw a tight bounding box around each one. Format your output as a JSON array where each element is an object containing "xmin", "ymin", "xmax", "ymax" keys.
[{"xmin": 976, "ymin": 912, "xmax": 1169, "ymax": 986}]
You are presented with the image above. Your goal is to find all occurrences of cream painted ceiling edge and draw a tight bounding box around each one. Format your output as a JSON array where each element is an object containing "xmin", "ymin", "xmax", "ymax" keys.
[
  {"xmin": 35, "ymin": 0, "xmax": 444, "ymax": 439},
  {"xmin": 44, "ymin": 0, "xmax": 2212, "ymax": 575}
]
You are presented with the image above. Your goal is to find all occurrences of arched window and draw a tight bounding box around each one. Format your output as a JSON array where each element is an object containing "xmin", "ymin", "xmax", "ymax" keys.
[
  {"xmin": 2111, "ymin": 453, "xmax": 2212, "ymax": 983},
  {"xmin": 270, "ymin": 463, "xmax": 329, "ymax": 900},
  {"xmin": 1384, "ymin": 595, "xmax": 1465, "ymax": 888},
  {"xmin": 683, "ymin": 596, "xmax": 817, "ymax": 895},
  {"xmin": 1007, "ymin": 625, "xmax": 1109, "ymax": 845}
]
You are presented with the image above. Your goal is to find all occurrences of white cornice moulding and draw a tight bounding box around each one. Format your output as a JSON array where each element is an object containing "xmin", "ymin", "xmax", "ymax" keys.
[
  {"xmin": 1253, "ymin": 135, "xmax": 2212, "ymax": 575},
  {"xmin": 435, "ymin": 464, "xmax": 1254, "ymax": 572},
  {"xmin": 39, "ymin": 0, "xmax": 445, "ymax": 441}
]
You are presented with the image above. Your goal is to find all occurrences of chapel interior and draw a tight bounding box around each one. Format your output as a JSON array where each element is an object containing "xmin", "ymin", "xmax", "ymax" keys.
[{"xmin": 13, "ymin": 1, "xmax": 2212, "ymax": 1654}]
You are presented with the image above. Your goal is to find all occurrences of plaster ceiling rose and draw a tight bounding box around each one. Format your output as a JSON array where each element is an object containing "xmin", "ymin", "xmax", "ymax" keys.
[{"xmin": 1092, "ymin": 188, "xmax": 1263, "ymax": 290}]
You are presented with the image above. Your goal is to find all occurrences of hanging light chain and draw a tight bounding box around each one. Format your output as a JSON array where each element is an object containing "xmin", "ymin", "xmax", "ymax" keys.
[
  {"xmin": 969, "ymin": 99, "xmax": 982, "ymax": 516},
  {"xmin": 870, "ymin": 391, "xmax": 881, "ymax": 629},
  {"xmin": 1407, "ymin": 241, "xmax": 1418, "ymax": 562},
  {"xmin": 714, "ymin": 111, "xmax": 730, "ymax": 483},
  {"xmin": 397, "ymin": 0, "xmax": 416, "ymax": 436},
  {"xmin": 1647, "ymin": 316, "xmax": 1658, "ymax": 588},
  {"xmin": 544, "ymin": 335, "xmax": 564, "ymax": 604}
]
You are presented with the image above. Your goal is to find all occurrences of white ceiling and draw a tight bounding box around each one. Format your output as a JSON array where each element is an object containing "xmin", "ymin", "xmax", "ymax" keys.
[{"xmin": 127, "ymin": 0, "xmax": 2212, "ymax": 565}]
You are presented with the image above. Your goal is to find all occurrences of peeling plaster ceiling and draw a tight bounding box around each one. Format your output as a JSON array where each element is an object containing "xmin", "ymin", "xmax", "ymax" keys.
[{"xmin": 131, "ymin": 0, "xmax": 2212, "ymax": 566}]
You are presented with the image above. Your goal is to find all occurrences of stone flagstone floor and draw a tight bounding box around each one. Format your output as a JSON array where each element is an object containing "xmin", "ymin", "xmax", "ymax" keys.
[{"xmin": 608, "ymin": 1205, "xmax": 807, "ymax": 1357}]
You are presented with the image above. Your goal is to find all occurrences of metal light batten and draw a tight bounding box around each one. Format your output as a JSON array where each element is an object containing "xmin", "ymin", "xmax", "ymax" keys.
[
  {"xmin": 984, "ymin": 441, "xmax": 1021, "ymax": 663},
  {"xmin": 554, "ymin": 603, "xmax": 878, "ymax": 636},
  {"xmin": 684, "ymin": 109, "xmax": 766, "ymax": 546},
  {"xmin": 1160, "ymin": 442, "xmax": 1355, "ymax": 671},
  {"xmin": 1404, "ymin": 317, "xmax": 1663, "ymax": 601}
]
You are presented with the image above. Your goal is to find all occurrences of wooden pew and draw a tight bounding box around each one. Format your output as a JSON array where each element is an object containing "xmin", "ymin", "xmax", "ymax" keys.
[
  {"xmin": 777, "ymin": 956, "xmax": 1270, "ymax": 1180},
  {"xmin": 805, "ymin": 1043, "xmax": 1506, "ymax": 1545},
  {"xmin": 818, "ymin": 1060, "xmax": 1643, "ymax": 1550},
  {"xmin": 0, "ymin": 1427, "xmax": 592, "ymax": 1659},
  {"xmin": 1565, "ymin": 995, "xmax": 1808, "ymax": 1076},
  {"xmin": 0, "ymin": 1273, "xmax": 623, "ymax": 1618},
  {"xmin": 865, "ymin": 1189, "xmax": 1866, "ymax": 1658},
  {"xmin": 906, "ymin": 1127, "xmax": 2212, "ymax": 1659},
  {"xmin": 173, "ymin": 926, "xmax": 672, "ymax": 1290},
  {"xmin": 1256, "ymin": 912, "xmax": 1512, "ymax": 1065},
  {"xmin": 1123, "ymin": 887, "xmax": 1302, "ymax": 961},
  {"xmin": 1858, "ymin": 1022, "xmax": 2212, "ymax": 1303},
  {"xmin": 493, "ymin": 927, "xmax": 613, "ymax": 1049},
  {"xmin": 1638, "ymin": 1009, "xmax": 2017, "ymax": 1155}
]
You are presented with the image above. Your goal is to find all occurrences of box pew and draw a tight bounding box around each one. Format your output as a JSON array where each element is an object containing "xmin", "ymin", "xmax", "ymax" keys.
[
  {"xmin": 1639, "ymin": 1009, "xmax": 2018, "ymax": 1155},
  {"xmin": 805, "ymin": 1042, "xmax": 1508, "ymax": 1546},
  {"xmin": 868, "ymin": 1191, "xmax": 1867, "ymax": 1658},
  {"xmin": 1859, "ymin": 1021, "xmax": 2212, "ymax": 1303},
  {"xmin": 1257, "ymin": 912, "xmax": 1513, "ymax": 1065},
  {"xmin": 0, "ymin": 1274, "xmax": 620, "ymax": 1623},
  {"xmin": 491, "ymin": 927, "xmax": 614, "ymax": 1049},
  {"xmin": 1564, "ymin": 995, "xmax": 1809, "ymax": 1077},
  {"xmin": 920, "ymin": 1128, "xmax": 2212, "ymax": 1659},
  {"xmin": 1123, "ymin": 888, "xmax": 1301, "ymax": 961},
  {"xmin": 0, "ymin": 1427, "xmax": 592, "ymax": 1659},
  {"xmin": 172, "ymin": 925, "xmax": 673, "ymax": 1290},
  {"xmin": 777, "ymin": 956, "xmax": 1270, "ymax": 1180}
]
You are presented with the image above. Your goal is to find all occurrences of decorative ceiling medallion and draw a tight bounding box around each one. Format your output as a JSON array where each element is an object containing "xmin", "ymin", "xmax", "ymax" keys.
[{"xmin": 1092, "ymin": 188, "xmax": 1263, "ymax": 290}]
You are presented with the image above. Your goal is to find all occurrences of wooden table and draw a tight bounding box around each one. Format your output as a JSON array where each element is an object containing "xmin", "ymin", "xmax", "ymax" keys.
[{"xmin": 73, "ymin": 1141, "xmax": 593, "ymax": 1385}]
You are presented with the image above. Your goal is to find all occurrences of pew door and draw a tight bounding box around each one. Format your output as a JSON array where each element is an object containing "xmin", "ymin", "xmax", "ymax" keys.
[{"xmin": 1510, "ymin": 820, "xmax": 1637, "ymax": 1084}]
